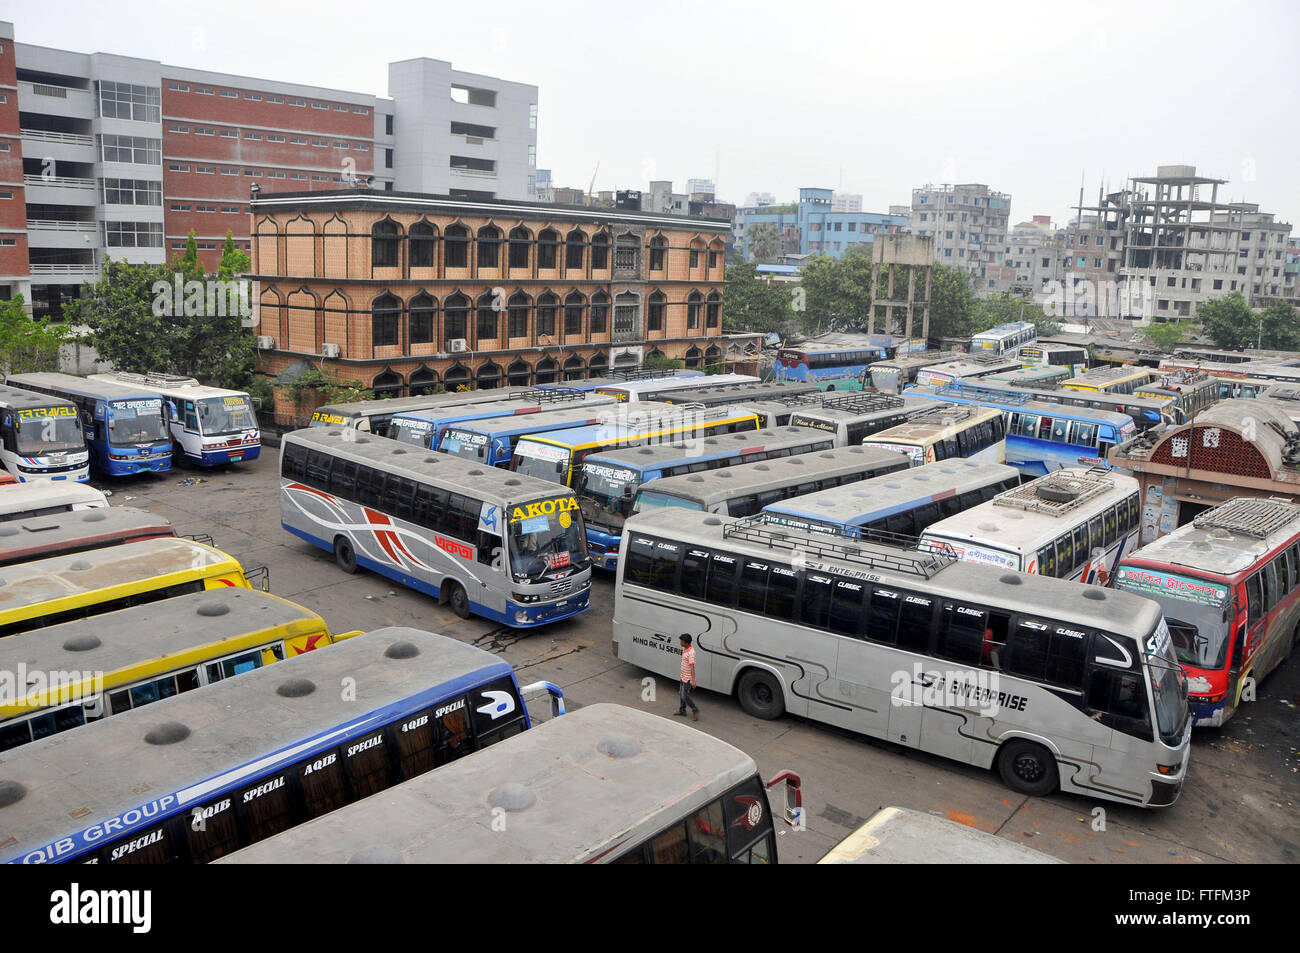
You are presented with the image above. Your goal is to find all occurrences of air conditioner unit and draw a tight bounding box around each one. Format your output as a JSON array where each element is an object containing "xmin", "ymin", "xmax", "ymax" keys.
[
  {"xmin": 255, "ymin": 335, "xmax": 274, "ymax": 349},
  {"xmin": 322, "ymin": 343, "xmax": 341, "ymax": 358},
  {"xmin": 448, "ymin": 339, "xmax": 468, "ymax": 353}
]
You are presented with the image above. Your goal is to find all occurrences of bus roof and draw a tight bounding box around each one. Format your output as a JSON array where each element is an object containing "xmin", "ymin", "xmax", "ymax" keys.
[
  {"xmin": 0, "ymin": 505, "xmax": 174, "ymax": 566},
  {"xmin": 762, "ymin": 460, "xmax": 1020, "ymax": 524},
  {"xmin": 217, "ymin": 703, "xmax": 758, "ymax": 865},
  {"xmin": 441, "ymin": 404, "xmax": 613, "ymax": 438},
  {"xmin": 972, "ymin": 321, "xmax": 1036, "ymax": 339},
  {"xmin": 870, "ymin": 352, "xmax": 960, "ymax": 371},
  {"xmin": 595, "ymin": 373, "xmax": 759, "ymax": 397},
  {"xmin": 628, "ymin": 506, "xmax": 1164, "ymax": 636},
  {"xmin": 785, "ymin": 392, "xmax": 937, "ymax": 425},
  {"xmin": 285, "ymin": 426, "xmax": 581, "ymax": 506},
  {"xmin": 906, "ymin": 382, "xmax": 1144, "ymax": 426},
  {"xmin": 88, "ymin": 372, "xmax": 249, "ymax": 401},
  {"xmin": 0, "ymin": 627, "xmax": 514, "ymax": 864},
  {"xmin": 985, "ymin": 367, "xmax": 1068, "ymax": 385},
  {"xmin": 1120, "ymin": 496, "xmax": 1300, "ymax": 577},
  {"xmin": 581, "ymin": 426, "xmax": 833, "ymax": 473},
  {"xmin": 1065, "ymin": 366, "xmax": 1153, "ymax": 385},
  {"xmin": 634, "ymin": 446, "xmax": 911, "ymax": 507},
  {"xmin": 393, "ymin": 391, "xmax": 614, "ymax": 425},
  {"xmin": 5, "ymin": 373, "xmax": 165, "ymax": 404},
  {"xmin": 660, "ymin": 381, "xmax": 821, "ymax": 405},
  {"xmin": 0, "ymin": 383, "xmax": 77, "ymax": 412},
  {"xmin": 919, "ymin": 356, "xmax": 1023, "ymax": 377},
  {"xmin": 0, "ymin": 483, "xmax": 108, "ymax": 519},
  {"xmin": 819, "ymin": 806, "xmax": 1064, "ymax": 864},
  {"xmin": 517, "ymin": 405, "xmax": 759, "ymax": 451},
  {"xmin": 864, "ymin": 403, "xmax": 1001, "ymax": 443},
  {"xmin": 0, "ymin": 589, "xmax": 323, "ymax": 718},
  {"xmin": 310, "ymin": 388, "xmax": 556, "ymax": 421}
]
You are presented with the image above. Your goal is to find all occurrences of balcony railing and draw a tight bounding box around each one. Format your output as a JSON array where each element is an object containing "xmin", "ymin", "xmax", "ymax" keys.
[
  {"xmin": 23, "ymin": 174, "xmax": 96, "ymax": 189},
  {"xmin": 20, "ymin": 128, "xmax": 94, "ymax": 146},
  {"xmin": 29, "ymin": 263, "xmax": 100, "ymax": 276},
  {"xmin": 27, "ymin": 219, "xmax": 98, "ymax": 232},
  {"xmin": 450, "ymin": 167, "xmax": 497, "ymax": 178}
]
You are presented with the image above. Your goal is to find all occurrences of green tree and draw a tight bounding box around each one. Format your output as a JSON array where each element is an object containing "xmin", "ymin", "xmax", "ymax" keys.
[
  {"xmin": 927, "ymin": 265, "xmax": 975, "ymax": 342},
  {"xmin": 63, "ymin": 257, "xmax": 174, "ymax": 373},
  {"xmin": 1142, "ymin": 321, "xmax": 1191, "ymax": 353},
  {"xmin": 0, "ymin": 295, "xmax": 70, "ymax": 375},
  {"xmin": 217, "ymin": 229, "xmax": 250, "ymax": 281},
  {"xmin": 971, "ymin": 292, "xmax": 1061, "ymax": 337},
  {"xmin": 641, "ymin": 353, "xmax": 684, "ymax": 371},
  {"xmin": 745, "ymin": 222, "xmax": 779, "ymax": 263},
  {"xmin": 1259, "ymin": 301, "xmax": 1300, "ymax": 351},
  {"xmin": 1198, "ymin": 293, "xmax": 1256, "ymax": 350},
  {"xmin": 722, "ymin": 261, "xmax": 795, "ymax": 335},
  {"xmin": 796, "ymin": 254, "xmax": 876, "ymax": 336}
]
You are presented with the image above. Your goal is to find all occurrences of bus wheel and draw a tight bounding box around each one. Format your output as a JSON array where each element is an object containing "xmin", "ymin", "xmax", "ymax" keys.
[
  {"xmin": 333, "ymin": 536, "xmax": 358, "ymax": 574},
  {"xmin": 997, "ymin": 740, "xmax": 1059, "ymax": 797},
  {"xmin": 445, "ymin": 581, "xmax": 471, "ymax": 620},
  {"xmin": 737, "ymin": 669, "xmax": 785, "ymax": 720}
]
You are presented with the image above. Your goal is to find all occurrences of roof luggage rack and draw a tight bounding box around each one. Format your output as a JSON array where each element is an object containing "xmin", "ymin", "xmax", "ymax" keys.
[
  {"xmin": 937, "ymin": 381, "xmax": 1035, "ymax": 405},
  {"xmin": 994, "ymin": 469, "xmax": 1115, "ymax": 515},
  {"xmin": 723, "ymin": 515, "xmax": 955, "ymax": 578},
  {"xmin": 816, "ymin": 393, "xmax": 906, "ymax": 414},
  {"xmin": 1191, "ymin": 497, "xmax": 1300, "ymax": 540}
]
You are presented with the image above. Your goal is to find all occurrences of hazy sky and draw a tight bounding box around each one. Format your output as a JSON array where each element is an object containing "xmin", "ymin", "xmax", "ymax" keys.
[{"xmin": 8, "ymin": 0, "xmax": 1300, "ymax": 227}]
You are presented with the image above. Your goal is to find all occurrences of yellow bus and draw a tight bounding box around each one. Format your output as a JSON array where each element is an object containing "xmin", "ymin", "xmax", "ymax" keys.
[
  {"xmin": 1061, "ymin": 366, "xmax": 1157, "ymax": 395},
  {"xmin": 0, "ymin": 536, "xmax": 268, "ymax": 638},
  {"xmin": 0, "ymin": 588, "xmax": 358, "ymax": 751},
  {"xmin": 860, "ymin": 403, "xmax": 1006, "ymax": 467}
]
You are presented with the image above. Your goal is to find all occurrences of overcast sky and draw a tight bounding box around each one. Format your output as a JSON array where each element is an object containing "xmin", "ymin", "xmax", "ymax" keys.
[{"xmin": 8, "ymin": 0, "xmax": 1300, "ymax": 227}]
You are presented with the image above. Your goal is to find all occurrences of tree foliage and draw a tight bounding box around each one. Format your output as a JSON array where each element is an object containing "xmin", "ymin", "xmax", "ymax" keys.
[
  {"xmin": 722, "ymin": 261, "xmax": 795, "ymax": 335},
  {"xmin": 1197, "ymin": 293, "xmax": 1257, "ymax": 350},
  {"xmin": 744, "ymin": 222, "xmax": 779, "ymax": 263},
  {"xmin": 1259, "ymin": 301, "xmax": 1300, "ymax": 351},
  {"xmin": 0, "ymin": 295, "xmax": 70, "ymax": 375},
  {"xmin": 1142, "ymin": 321, "xmax": 1191, "ymax": 353},
  {"xmin": 971, "ymin": 291, "xmax": 1061, "ymax": 337}
]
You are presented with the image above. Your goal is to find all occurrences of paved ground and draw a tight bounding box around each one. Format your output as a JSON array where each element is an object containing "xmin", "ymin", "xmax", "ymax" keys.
[{"xmin": 97, "ymin": 454, "xmax": 1300, "ymax": 864}]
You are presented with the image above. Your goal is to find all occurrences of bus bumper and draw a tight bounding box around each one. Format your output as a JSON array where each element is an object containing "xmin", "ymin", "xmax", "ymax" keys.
[
  {"xmin": 1148, "ymin": 724, "xmax": 1193, "ymax": 807},
  {"xmin": 199, "ymin": 444, "xmax": 262, "ymax": 466},
  {"xmin": 1190, "ymin": 697, "xmax": 1228, "ymax": 727},
  {"xmin": 506, "ymin": 585, "xmax": 591, "ymax": 627},
  {"xmin": 586, "ymin": 531, "xmax": 622, "ymax": 571}
]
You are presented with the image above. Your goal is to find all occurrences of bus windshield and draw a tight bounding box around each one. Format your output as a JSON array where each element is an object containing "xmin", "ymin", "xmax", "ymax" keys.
[
  {"xmin": 513, "ymin": 442, "xmax": 570, "ymax": 483},
  {"xmin": 577, "ymin": 463, "xmax": 639, "ymax": 527},
  {"xmin": 197, "ymin": 396, "xmax": 258, "ymax": 436},
  {"xmin": 441, "ymin": 427, "xmax": 490, "ymax": 463},
  {"xmin": 508, "ymin": 503, "xmax": 587, "ymax": 579},
  {"xmin": 1113, "ymin": 569, "xmax": 1232, "ymax": 669},
  {"xmin": 392, "ymin": 418, "xmax": 433, "ymax": 447},
  {"xmin": 1148, "ymin": 622, "xmax": 1190, "ymax": 744},
  {"xmin": 14, "ymin": 412, "xmax": 82, "ymax": 455},
  {"xmin": 107, "ymin": 399, "xmax": 168, "ymax": 445},
  {"xmin": 633, "ymin": 491, "xmax": 703, "ymax": 514}
]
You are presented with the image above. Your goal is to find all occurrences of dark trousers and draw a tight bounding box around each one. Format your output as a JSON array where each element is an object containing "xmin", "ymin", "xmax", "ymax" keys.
[{"xmin": 679, "ymin": 679, "xmax": 699, "ymax": 714}]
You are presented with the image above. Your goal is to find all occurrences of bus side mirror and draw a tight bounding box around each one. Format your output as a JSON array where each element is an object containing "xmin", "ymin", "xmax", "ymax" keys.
[
  {"xmin": 766, "ymin": 770, "xmax": 802, "ymax": 828},
  {"xmin": 622, "ymin": 486, "xmax": 635, "ymax": 501}
]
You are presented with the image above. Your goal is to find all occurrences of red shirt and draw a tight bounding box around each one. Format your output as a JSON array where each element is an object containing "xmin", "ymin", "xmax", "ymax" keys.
[{"xmin": 680, "ymin": 645, "xmax": 696, "ymax": 684}]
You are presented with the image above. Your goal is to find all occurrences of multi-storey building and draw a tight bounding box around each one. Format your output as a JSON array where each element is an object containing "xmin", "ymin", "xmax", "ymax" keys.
[
  {"xmin": 249, "ymin": 188, "xmax": 730, "ymax": 394},
  {"xmin": 735, "ymin": 188, "xmax": 906, "ymax": 262},
  {"xmin": 998, "ymin": 216, "xmax": 1067, "ymax": 298},
  {"xmin": 1227, "ymin": 203, "xmax": 1290, "ymax": 304},
  {"xmin": 2, "ymin": 19, "xmax": 536, "ymax": 317},
  {"xmin": 908, "ymin": 182, "xmax": 1011, "ymax": 294}
]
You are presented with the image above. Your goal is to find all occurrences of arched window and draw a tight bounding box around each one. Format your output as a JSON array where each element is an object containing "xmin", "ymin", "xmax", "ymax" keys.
[
  {"xmin": 590, "ymin": 291, "xmax": 609, "ymax": 334},
  {"xmin": 537, "ymin": 228, "xmax": 559, "ymax": 269},
  {"xmin": 477, "ymin": 225, "xmax": 502, "ymax": 268},
  {"xmin": 372, "ymin": 292, "xmax": 401, "ymax": 347},
  {"xmin": 445, "ymin": 224, "xmax": 469, "ymax": 268},
  {"xmin": 687, "ymin": 290, "xmax": 703, "ymax": 329},
  {"xmin": 410, "ymin": 221, "xmax": 436, "ymax": 268},
  {"xmin": 588, "ymin": 352, "xmax": 608, "ymax": 377},
  {"xmin": 590, "ymin": 230, "xmax": 610, "ymax": 270},
  {"xmin": 647, "ymin": 290, "xmax": 666, "ymax": 332},
  {"xmin": 649, "ymin": 234, "xmax": 667, "ymax": 271},
  {"xmin": 614, "ymin": 233, "xmax": 639, "ymax": 271},
  {"xmin": 508, "ymin": 226, "xmax": 531, "ymax": 269},
  {"xmin": 409, "ymin": 366, "xmax": 439, "ymax": 395},
  {"xmin": 564, "ymin": 290, "xmax": 585, "ymax": 337},
  {"xmin": 372, "ymin": 219, "xmax": 400, "ymax": 268},
  {"xmin": 647, "ymin": 348, "xmax": 666, "ymax": 362},
  {"xmin": 476, "ymin": 290, "xmax": 499, "ymax": 340},
  {"xmin": 444, "ymin": 363, "xmax": 471, "ymax": 392},
  {"xmin": 614, "ymin": 350, "xmax": 640, "ymax": 367},
  {"xmin": 704, "ymin": 345, "xmax": 721, "ymax": 367},
  {"xmin": 536, "ymin": 291, "xmax": 558, "ymax": 337},
  {"xmin": 689, "ymin": 239, "xmax": 705, "ymax": 269},
  {"xmin": 507, "ymin": 359, "xmax": 532, "ymax": 387},
  {"xmin": 685, "ymin": 346, "xmax": 702, "ymax": 368},
  {"xmin": 444, "ymin": 292, "xmax": 469, "ymax": 346},
  {"xmin": 410, "ymin": 292, "xmax": 436, "ymax": 345},
  {"xmin": 476, "ymin": 361, "xmax": 503, "ymax": 390},
  {"xmin": 706, "ymin": 291, "xmax": 721, "ymax": 328},
  {"xmin": 535, "ymin": 356, "xmax": 558, "ymax": 385},
  {"xmin": 565, "ymin": 228, "xmax": 585, "ymax": 270},
  {"xmin": 507, "ymin": 291, "xmax": 530, "ymax": 339},
  {"xmin": 373, "ymin": 368, "xmax": 404, "ymax": 396},
  {"xmin": 614, "ymin": 292, "xmax": 639, "ymax": 337},
  {"xmin": 563, "ymin": 355, "xmax": 586, "ymax": 380}
]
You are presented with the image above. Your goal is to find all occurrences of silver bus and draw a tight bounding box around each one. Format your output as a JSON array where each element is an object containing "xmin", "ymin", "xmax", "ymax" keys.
[
  {"xmin": 913, "ymin": 354, "xmax": 1024, "ymax": 389},
  {"xmin": 787, "ymin": 393, "xmax": 940, "ymax": 447},
  {"xmin": 280, "ymin": 427, "xmax": 591, "ymax": 627},
  {"xmin": 868, "ymin": 352, "xmax": 960, "ymax": 395},
  {"xmin": 630, "ymin": 446, "xmax": 912, "ymax": 518},
  {"xmin": 613, "ymin": 507, "xmax": 1192, "ymax": 807},
  {"xmin": 819, "ymin": 806, "xmax": 1064, "ymax": 863},
  {"xmin": 658, "ymin": 380, "xmax": 821, "ymax": 410},
  {"xmin": 309, "ymin": 387, "xmax": 588, "ymax": 436},
  {"xmin": 218, "ymin": 703, "xmax": 801, "ymax": 865}
]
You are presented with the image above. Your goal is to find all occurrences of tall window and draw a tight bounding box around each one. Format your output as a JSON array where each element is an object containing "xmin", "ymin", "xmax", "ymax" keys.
[
  {"xmin": 614, "ymin": 233, "xmax": 639, "ymax": 271},
  {"xmin": 590, "ymin": 231, "xmax": 610, "ymax": 270},
  {"xmin": 444, "ymin": 293, "xmax": 469, "ymax": 345},
  {"xmin": 476, "ymin": 291, "xmax": 499, "ymax": 339},
  {"xmin": 564, "ymin": 291, "xmax": 584, "ymax": 336},
  {"xmin": 508, "ymin": 292, "xmax": 530, "ymax": 338},
  {"xmin": 477, "ymin": 225, "xmax": 502, "ymax": 268},
  {"xmin": 565, "ymin": 228, "xmax": 585, "ymax": 270},
  {"xmin": 706, "ymin": 291, "xmax": 721, "ymax": 328},
  {"xmin": 444, "ymin": 224, "xmax": 469, "ymax": 268},
  {"xmin": 410, "ymin": 292, "xmax": 435, "ymax": 344},
  {"xmin": 410, "ymin": 221, "xmax": 436, "ymax": 268},
  {"xmin": 537, "ymin": 228, "xmax": 559, "ymax": 269},
  {"xmin": 537, "ymin": 292, "xmax": 558, "ymax": 337},
  {"xmin": 647, "ymin": 291, "xmax": 666, "ymax": 332},
  {"xmin": 98, "ymin": 81, "xmax": 160, "ymax": 122},
  {"xmin": 372, "ymin": 293, "xmax": 401, "ymax": 347},
  {"xmin": 372, "ymin": 220, "xmax": 401, "ymax": 268},
  {"xmin": 649, "ymin": 235, "xmax": 667, "ymax": 271},
  {"xmin": 590, "ymin": 291, "xmax": 609, "ymax": 334},
  {"xmin": 509, "ymin": 226, "xmax": 530, "ymax": 268},
  {"xmin": 687, "ymin": 291, "xmax": 702, "ymax": 329}
]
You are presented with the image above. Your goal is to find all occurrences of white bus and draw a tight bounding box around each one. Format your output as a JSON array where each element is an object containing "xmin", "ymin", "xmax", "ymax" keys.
[
  {"xmin": 971, "ymin": 321, "xmax": 1037, "ymax": 355},
  {"xmin": 0, "ymin": 482, "xmax": 107, "ymax": 521},
  {"xmin": 1016, "ymin": 343, "xmax": 1088, "ymax": 378},
  {"xmin": 786, "ymin": 393, "xmax": 940, "ymax": 447},
  {"xmin": 280, "ymin": 427, "xmax": 591, "ymax": 627},
  {"xmin": 921, "ymin": 467, "xmax": 1142, "ymax": 584},
  {"xmin": 594, "ymin": 373, "xmax": 760, "ymax": 403},
  {"xmin": 613, "ymin": 507, "xmax": 1192, "ymax": 807},
  {"xmin": 819, "ymin": 806, "xmax": 1064, "ymax": 864},
  {"xmin": 914, "ymin": 355, "xmax": 1024, "ymax": 389},
  {"xmin": 217, "ymin": 703, "xmax": 802, "ymax": 865},
  {"xmin": 0, "ymin": 384, "xmax": 90, "ymax": 484},
  {"xmin": 91, "ymin": 372, "xmax": 260, "ymax": 467},
  {"xmin": 861, "ymin": 403, "xmax": 1007, "ymax": 467}
]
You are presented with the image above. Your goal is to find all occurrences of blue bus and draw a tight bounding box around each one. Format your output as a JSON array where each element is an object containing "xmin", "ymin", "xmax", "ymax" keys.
[
  {"xmin": 1, "ymin": 626, "xmax": 565, "ymax": 865},
  {"xmin": 439, "ymin": 405, "xmax": 615, "ymax": 468},
  {"xmin": 902, "ymin": 383, "xmax": 1136, "ymax": 476},
  {"xmin": 576, "ymin": 426, "xmax": 835, "ymax": 569},
  {"xmin": 5, "ymin": 373, "xmax": 171, "ymax": 476},
  {"xmin": 389, "ymin": 391, "xmax": 619, "ymax": 450},
  {"xmin": 775, "ymin": 336, "xmax": 899, "ymax": 391},
  {"xmin": 907, "ymin": 378, "xmax": 1170, "ymax": 431}
]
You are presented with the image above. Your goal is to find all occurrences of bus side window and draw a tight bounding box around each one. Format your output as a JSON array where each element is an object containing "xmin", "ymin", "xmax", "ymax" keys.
[
  {"xmin": 303, "ymin": 451, "xmax": 332, "ymax": 490},
  {"xmin": 731, "ymin": 494, "xmax": 759, "ymax": 517},
  {"xmin": 649, "ymin": 541, "xmax": 681, "ymax": 591},
  {"xmin": 296, "ymin": 745, "xmax": 349, "ymax": 820},
  {"xmin": 738, "ymin": 560, "xmax": 769, "ymax": 614},
  {"xmin": 936, "ymin": 603, "xmax": 985, "ymax": 667},
  {"xmin": 624, "ymin": 537, "xmax": 656, "ymax": 587},
  {"xmin": 1261, "ymin": 562, "xmax": 1278, "ymax": 613},
  {"xmin": 706, "ymin": 552, "xmax": 739, "ymax": 607},
  {"xmin": 680, "ymin": 547, "xmax": 709, "ymax": 599},
  {"xmin": 184, "ymin": 401, "xmax": 198, "ymax": 431},
  {"xmin": 355, "ymin": 466, "xmax": 383, "ymax": 508},
  {"xmin": 1086, "ymin": 669, "xmax": 1151, "ymax": 734},
  {"xmin": 1088, "ymin": 517, "xmax": 1103, "ymax": 553},
  {"xmin": 828, "ymin": 578, "xmax": 865, "ymax": 638},
  {"xmin": 896, "ymin": 595, "xmax": 934, "ymax": 653},
  {"xmin": 1245, "ymin": 573, "xmax": 1262, "ymax": 629},
  {"xmin": 765, "ymin": 565, "xmax": 799, "ymax": 621},
  {"xmin": 1103, "ymin": 506, "xmax": 1118, "ymax": 545},
  {"xmin": 800, "ymin": 573, "xmax": 834, "ymax": 629},
  {"xmin": 1036, "ymin": 544, "xmax": 1056, "ymax": 577},
  {"xmin": 864, "ymin": 589, "xmax": 900, "ymax": 645}
]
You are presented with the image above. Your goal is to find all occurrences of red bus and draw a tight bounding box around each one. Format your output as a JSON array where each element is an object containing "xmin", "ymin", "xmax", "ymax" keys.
[
  {"xmin": 0, "ymin": 505, "xmax": 177, "ymax": 568},
  {"xmin": 1112, "ymin": 497, "xmax": 1300, "ymax": 727}
]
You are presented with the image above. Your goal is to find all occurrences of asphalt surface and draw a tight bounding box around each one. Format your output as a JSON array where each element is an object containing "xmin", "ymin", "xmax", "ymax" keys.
[{"xmin": 94, "ymin": 454, "xmax": 1300, "ymax": 864}]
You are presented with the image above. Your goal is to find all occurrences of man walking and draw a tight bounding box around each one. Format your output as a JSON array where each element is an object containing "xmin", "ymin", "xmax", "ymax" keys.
[{"xmin": 675, "ymin": 633, "xmax": 699, "ymax": 722}]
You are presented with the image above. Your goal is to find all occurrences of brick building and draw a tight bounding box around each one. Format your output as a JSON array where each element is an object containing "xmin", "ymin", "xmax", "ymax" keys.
[
  {"xmin": 249, "ymin": 189, "xmax": 730, "ymax": 394},
  {"xmin": 0, "ymin": 23, "xmax": 31, "ymax": 302}
]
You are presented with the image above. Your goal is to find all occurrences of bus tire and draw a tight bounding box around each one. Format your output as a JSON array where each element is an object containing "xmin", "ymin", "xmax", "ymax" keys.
[
  {"xmin": 445, "ymin": 580, "xmax": 471, "ymax": 620},
  {"xmin": 997, "ymin": 740, "xmax": 1059, "ymax": 797},
  {"xmin": 737, "ymin": 669, "xmax": 785, "ymax": 720},
  {"xmin": 333, "ymin": 536, "xmax": 358, "ymax": 574}
]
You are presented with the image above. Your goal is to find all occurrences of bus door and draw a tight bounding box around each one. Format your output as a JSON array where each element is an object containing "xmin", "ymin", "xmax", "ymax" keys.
[{"xmin": 476, "ymin": 502, "xmax": 507, "ymax": 615}]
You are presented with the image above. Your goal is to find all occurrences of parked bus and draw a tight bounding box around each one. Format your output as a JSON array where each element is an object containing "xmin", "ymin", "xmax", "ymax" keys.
[
  {"xmin": 511, "ymin": 405, "xmax": 762, "ymax": 488},
  {"xmin": 0, "ymin": 588, "xmax": 358, "ymax": 752},
  {"xmin": 760, "ymin": 460, "xmax": 1021, "ymax": 541},
  {"xmin": 1132, "ymin": 370, "xmax": 1219, "ymax": 423},
  {"xmin": 1113, "ymin": 496, "xmax": 1300, "ymax": 728},
  {"xmin": 908, "ymin": 378, "xmax": 1172, "ymax": 430},
  {"xmin": 0, "ymin": 536, "xmax": 267, "ymax": 639},
  {"xmin": 819, "ymin": 806, "xmax": 1064, "ymax": 864},
  {"xmin": 630, "ymin": 446, "xmax": 911, "ymax": 518},
  {"xmin": 775, "ymin": 338, "xmax": 898, "ymax": 391},
  {"xmin": 389, "ymin": 391, "xmax": 618, "ymax": 451},
  {"xmin": 1260, "ymin": 384, "xmax": 1300, "ymax": 425},
  {"xmin": 786, "ymin": 393, "xmax": 939, "ymax": 448},
  {"xmin": 983, "ymin": 366, "xmax": 1070, "ymax": 389},
  {"xmin": 308, "ymin": 389, "xmax": 544, "ymax": 435},
  {"xmin": 1, "ymin": 626, "xmax": 565, "ymax": 864},
  {"xmin": 0, "ymin": 505, "xmax": 177, "ymax": 568},
  {"xmin": 1016, "ymin": 342, "xmax": 1089, "ymax": 378},
  {"xmin": 862, "ymin": 403, "xmax": 1007, "ymax": 467},
  {"xmin": 868, "ymin": 352, "xmax": 959, "ymax": 395},
  {"xmin": 920, "ymin": 467, "xmax": 1142, "ymax": 584},
  {"xmin": 0, "ymin": 482, "xmax": 107, "ymax": 522},
  {"xmin": 6, "ymin": 373, "xmax": 172, "ymax": 476},
  {"xmin": 576, "ymin": 426, "xmax": 836, "ymax": 569},
  {"xmin": 614, "ymin": 507, "xmax": 1191, "ymax": 807},
  {"xmin": 219, "ymin": 703, "xmax": 800, "ymax": 865},
  {"xmin": 731, "ymin": 393, "xmax": 829, "ymax": 428},
  {"xmin": 0, "ymin": 384, "xmax": 90, "ymax": 484},
  {"xmin": 594, "ymin": 373, "xmax": 760, "ymax": 403},
  {"xmin": 658, "ymin": 380, "xmax": 821, "ymax": 410},
  {"xmin": 1061, "ymin": 366, "xmax": 1157, "ymax": 395},
  {"xmin": 535, "ymin": 369, "xmax": 706, "ymax": 392},
  {"xmin": 437, "ymin": 405, "xmax": 615, "ymax": 468},
  {"xmin": 281, "ymin": 427, "xmax": 590, "ymax": 627},
  {"xmin": 971, "ymin": 321, "xmax": 1037, "ymax": 355},
  {"xmin": 913, "ymin": 355, "xmax": 1024, "ymax": 389},
  {"xmin": 90, "ymin": 372, "xmax": 260, "ymax": 466}
]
